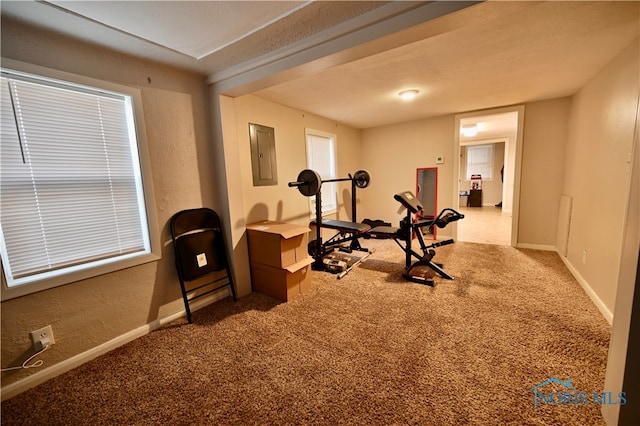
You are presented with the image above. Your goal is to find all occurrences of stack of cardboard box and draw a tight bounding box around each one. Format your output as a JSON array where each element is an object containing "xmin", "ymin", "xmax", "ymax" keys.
[{"xmin": 246, "ymin": 221, "xmax": 314, "ymax": 301}]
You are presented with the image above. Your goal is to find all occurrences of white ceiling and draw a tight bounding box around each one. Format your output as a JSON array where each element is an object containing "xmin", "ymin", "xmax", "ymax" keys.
[
  {"xmin": 1, "ymin": 0, "xmax": 405, "ymax": 75},
  {"xmin": 459, "ymin": 112, "xmax": 518, "ymax": 144},
  {"xmin": 2, "ymin": 1, "xmax": 639, "ymax": 133},
  {"xmin": 48, "ymin": 0, "xmax": 312, "ymax": 60},
  {"xmin": 255, "ymin": 1, "xmax": 640, "ymax": 129}
]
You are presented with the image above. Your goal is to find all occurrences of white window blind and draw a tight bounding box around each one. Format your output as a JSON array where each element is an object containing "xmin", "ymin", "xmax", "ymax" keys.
[
  {"xmin": 305, "ymin": 130, "xmax": 337, "ymax": 215},
  {"xmin": 1, "ymin": 70, "xmax": 151, "ymax": 288},
  {"xmin": 466, "ymin": 144, "xmax": 494, "ymax": 180}
]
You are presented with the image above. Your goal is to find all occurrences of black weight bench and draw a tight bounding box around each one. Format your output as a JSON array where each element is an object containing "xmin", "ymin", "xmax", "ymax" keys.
[
  {"xmin": 366, "ymin": 226, "xmax": 398, "ymax": 238},
  {"xmin": 309, "ymin": 219, "xmax": 374, "ymax": 277},
  {"xmin": 309, "ymin": 219, "xmax": 371, "ymax": 267},
  {"xmin": 311, "ymin": 219, "xmax": 371, "ymax": 234},
  {"xmin": 369, "ymin": 191, "xmax": 464, "ymax": 285}
]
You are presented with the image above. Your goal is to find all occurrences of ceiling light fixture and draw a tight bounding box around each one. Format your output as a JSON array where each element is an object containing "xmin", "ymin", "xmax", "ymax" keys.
[
  {"xmin": 399, "ymin": 90, "xmax": 419, "ymax": 100},
  {"xmin": 461, "ymin": 124, "xmax": 478, "ymax": 137}
]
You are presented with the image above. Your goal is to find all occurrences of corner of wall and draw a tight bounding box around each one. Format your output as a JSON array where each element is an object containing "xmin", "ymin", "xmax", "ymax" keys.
[{"xmin": 557, "ymin": 251, "xmax": 614, "ymax": 325}]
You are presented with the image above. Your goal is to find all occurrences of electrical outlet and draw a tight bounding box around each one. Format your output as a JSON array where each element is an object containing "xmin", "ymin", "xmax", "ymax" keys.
[
  {"xmin": 582, "ymin": 250, "xmax": 587, "ymax": 264},
  {"xmin": 30, "ymin": 325, "xmax": 55, "ymax": 349}
]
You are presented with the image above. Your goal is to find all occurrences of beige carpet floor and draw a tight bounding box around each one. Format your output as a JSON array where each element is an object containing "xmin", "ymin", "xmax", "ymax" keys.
[{"xmin": 1, "ymin": 239, "xmax": 611, "ymax": 425}]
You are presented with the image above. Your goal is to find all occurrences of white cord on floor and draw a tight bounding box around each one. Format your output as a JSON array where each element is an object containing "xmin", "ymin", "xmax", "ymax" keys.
[{"xmin": 1, "ymin": 344, "xmax": 49, "ymax": 372}]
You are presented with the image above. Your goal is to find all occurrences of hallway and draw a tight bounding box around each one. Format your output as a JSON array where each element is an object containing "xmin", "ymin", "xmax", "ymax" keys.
[{"xmin": 456, "ymin": 206, "xmax": 512, "ymax": 246}]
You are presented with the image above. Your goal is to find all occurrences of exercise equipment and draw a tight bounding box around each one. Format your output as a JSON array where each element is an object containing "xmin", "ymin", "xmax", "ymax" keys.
[
  {"xmin": 368, "ymin": 191, "xmax": 464, "ymax": 286},
  {"xmin": 288, "ymin": 169, "xmax": 372, "ymax": 273},
  {"xmin": 288, "ymin": 169, "xmax": 371, "ymax": 197}
]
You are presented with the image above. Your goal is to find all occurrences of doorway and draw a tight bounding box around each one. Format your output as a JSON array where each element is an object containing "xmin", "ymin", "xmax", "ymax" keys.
[{"xmin": 452, "ymin": 106, "xmax": 524, "ymax": 246}]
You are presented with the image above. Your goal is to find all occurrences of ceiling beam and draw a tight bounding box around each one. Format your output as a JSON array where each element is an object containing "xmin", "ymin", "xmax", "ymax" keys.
[{"xmin": 210, "ymin": 1, "xmax": 485, "ymax": 95}]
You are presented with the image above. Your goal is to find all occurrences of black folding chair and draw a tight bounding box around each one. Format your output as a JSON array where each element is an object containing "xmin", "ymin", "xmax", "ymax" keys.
[{"xmin": 170, "ymin": 208, "xmax": 237, "ymax": 323}]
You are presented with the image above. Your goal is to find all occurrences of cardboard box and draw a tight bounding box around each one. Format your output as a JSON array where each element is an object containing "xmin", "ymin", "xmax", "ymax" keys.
[
  {"xmin": 250, "ymin": 257, "xmax": 313, "ymax": 301},
  {"xmin": 246, "ymin": 221, "xmax": 310, "ymax": 268}
]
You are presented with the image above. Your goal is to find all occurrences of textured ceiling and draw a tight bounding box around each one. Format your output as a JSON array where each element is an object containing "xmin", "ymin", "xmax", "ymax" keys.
[
  {"xmin": 48, "ymin": 0, "xmax": 312, "ymax": 59},
  {"xmin": 205, "ymin": 0, "xmax": 401, "ymax": 72},
  {"xmin": 1, "ymin": 0, "xmax": 403, "ymax": 75},
  {"xmin": 254, "ymin": 1, "xmax": 640, "ymax": 129},
  {"xmin": 2, "ymin": 1, "xmax": 638, "ymax": 131}
]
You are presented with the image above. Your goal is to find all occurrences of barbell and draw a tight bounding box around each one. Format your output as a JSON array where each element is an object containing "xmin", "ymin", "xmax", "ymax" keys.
[{"xmin": 288, "ymin": 169, "xmax": 371, "ymax": 197}]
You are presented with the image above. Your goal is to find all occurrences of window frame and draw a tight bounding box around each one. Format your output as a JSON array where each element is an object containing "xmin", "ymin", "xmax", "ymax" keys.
[
  {"xmin": 305, "ymin": 128, "xmax": 337, "ymax": 217},
  {"xmin": 0, "ymin": 59, "xmax": 160, "ymax": 301},
  {"xmin": 465, "ymin": 143, "xmax": 494, "ymax": 181}
]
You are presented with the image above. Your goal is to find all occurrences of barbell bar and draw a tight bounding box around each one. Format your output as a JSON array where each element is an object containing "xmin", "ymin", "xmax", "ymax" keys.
[{"xmin": 288, "ymin": 169, "xmax": 371, "ymax": 197}]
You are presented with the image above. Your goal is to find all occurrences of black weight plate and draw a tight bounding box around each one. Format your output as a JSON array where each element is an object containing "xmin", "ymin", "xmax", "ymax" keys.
[
  {"xmin": 297, "ymin": 169, "xmax": 322, "ymax": 197},
  {"xmin": 353, "ymin": 170, "xmax": 371, "ymax": 188}
]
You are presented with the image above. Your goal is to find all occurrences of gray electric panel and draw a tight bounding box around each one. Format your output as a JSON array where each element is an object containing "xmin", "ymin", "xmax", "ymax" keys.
[{"xmin": 249, "ymin": 123, "xmax": 278, "ymax": 186}]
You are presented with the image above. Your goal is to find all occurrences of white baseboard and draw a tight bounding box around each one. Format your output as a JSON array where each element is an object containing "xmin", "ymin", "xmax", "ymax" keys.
[
  {"xmin": 516, "ymin": 243, "xmax": 557, "ymax": 251},
  {"xmin": 556, "ymin": 251, "xmax": 613, "ymax": 325},
  {"xmin": 1, "ymin": 290, "xmax": 230, "ymax": 401},
  {"xmin": 517, "ymin": 243, "xmax": 612, "ymax": 324}
]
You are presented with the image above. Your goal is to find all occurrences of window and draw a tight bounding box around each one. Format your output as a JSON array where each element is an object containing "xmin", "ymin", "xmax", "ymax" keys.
[
  {"xmin": 305, "ymin": 129, "xmax": 337, "ymax": 216},
  {"xmin": 466, "ymin": 144, "xmax": 494, "ymax": 180},
  {"xmin": 1, "ymin": 63, "xmax": 159, "ymax": 300}
]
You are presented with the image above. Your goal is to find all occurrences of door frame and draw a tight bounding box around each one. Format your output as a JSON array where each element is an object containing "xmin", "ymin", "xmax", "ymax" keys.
[{"xmin": 452, "ymin": 105, "xmax": 525, "ymax": 247}]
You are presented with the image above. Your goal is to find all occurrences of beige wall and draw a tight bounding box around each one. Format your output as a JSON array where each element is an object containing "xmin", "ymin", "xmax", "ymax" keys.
[
  {"xmin": 358, "ymin": 105, "xmax": 573, "ymax": 245},
  {"xmin": 359, "ymin": 115, "xmax": 456, "ymax": 234},
  {"xmin": 519, "ymin": 97, "xmax": 572, "ymax": 247},
  {"xmin": 232, "ymin": 95, "xmax": 362, "ymax": 228},
  {"xmin": 603, "ymin": 97, "xmax": 639, "ymax": 424},
  {"xmin": 230, "ymin": 92, "xmax": 576, "ymax": 272},
  {"xmin": 1, "ymin": 20, "xmax": 214, "ymax": 389},
  {"xmin": 213, "ymin": 93, "xmax": 363, "ymax": 298},
  {"xmin": 561, "ymin": 39, "xmax": 640, "ymax": 314}
]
